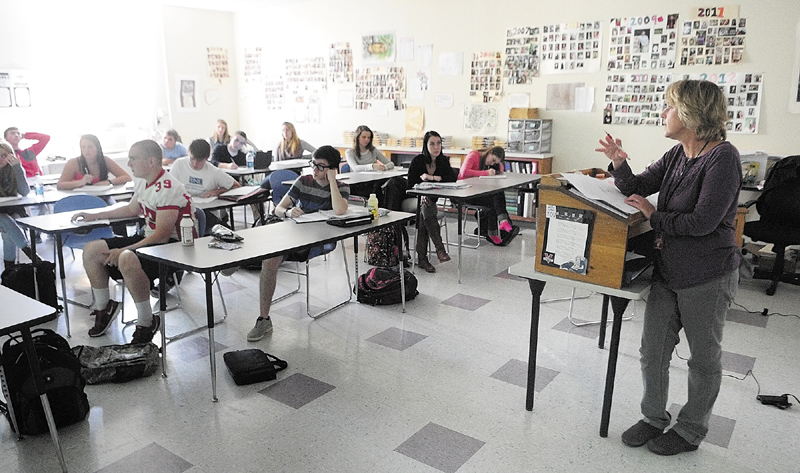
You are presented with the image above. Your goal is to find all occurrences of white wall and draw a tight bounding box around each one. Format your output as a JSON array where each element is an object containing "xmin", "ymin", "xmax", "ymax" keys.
[{"xmin": 230, "ymin": 0, "xmax": 800, "ymax": 173}]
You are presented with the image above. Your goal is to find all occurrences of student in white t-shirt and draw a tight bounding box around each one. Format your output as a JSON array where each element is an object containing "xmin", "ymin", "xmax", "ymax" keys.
[{"xmin": 171, "ymin": 139, "xmax": 240, "ymax": 233}]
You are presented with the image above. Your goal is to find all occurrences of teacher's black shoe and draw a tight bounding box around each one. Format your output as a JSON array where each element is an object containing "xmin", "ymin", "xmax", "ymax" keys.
[
  {"xmin": 647, "ymin": 429, "xmax": 699, "ymax": 455},
  {"xmin": 621, "ymin": 420, "xmax": 663, "ymax": 447}
]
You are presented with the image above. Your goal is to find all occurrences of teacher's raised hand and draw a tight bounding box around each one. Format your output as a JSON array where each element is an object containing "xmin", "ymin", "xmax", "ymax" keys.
[{"xmin": 594, "ymin": 133, "xmax": 628, "ymax": 169}]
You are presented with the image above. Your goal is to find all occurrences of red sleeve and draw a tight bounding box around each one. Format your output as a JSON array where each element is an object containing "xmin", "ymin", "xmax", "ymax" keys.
[
  {"xmin": 23, "ymin": 132, "xmax": 50, "ymax": 156},
  {"xmin": 458, "ymin": 151, "xmax": 490, "ymax": 179}
]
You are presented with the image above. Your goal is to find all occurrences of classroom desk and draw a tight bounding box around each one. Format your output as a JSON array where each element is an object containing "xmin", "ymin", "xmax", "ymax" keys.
[
  {"xmin": 0, "ymin": 286, "xmax": 67, "ymax": 472},
  {"xmin": 282, "ymin": 169, "xmax": 409, "ymax": 189},
  {"xmin": 407, "ymin": 173, "xmax": 541, "ymax": 283},
  {"xmin": 507, "ymin": 260, "xmax": 651, "ymax": 438},
  {"xmin": 223, "ymin": 166, "xmax": 271, "ymax": 184},
  {"xmin": 194, "ymin": 191, "xmax": 273, "ymax": 230},
  {"xmin": 0, "ymin": 185, "xmax": 134, "ymax": 210},
  {"xmin": 137, "ymin": 211, "xmax": 415, "ymax": 401},
  {"xmin": 16, "ymin": 206, "xmax": 141, "ymax": 337},
  {"xmin": 269, "ymin": 158, "xmax": 310, "ymax": 172}
]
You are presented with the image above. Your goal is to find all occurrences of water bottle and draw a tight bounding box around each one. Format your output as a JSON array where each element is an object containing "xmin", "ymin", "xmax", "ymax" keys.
[
  {"xmin": 367, "ymin": 193, "xmax": 379, "ymax": 220},
  {"xmin": 180, "ymin": 214, "xmax": 194, "ymax": 246},
  {"xmin": 246, "ymin": 150, "xmax": 255, "ymax": 169},
  {"xmin": 33, "ymin": 173, "xmax": 45, "ymax": 200}
]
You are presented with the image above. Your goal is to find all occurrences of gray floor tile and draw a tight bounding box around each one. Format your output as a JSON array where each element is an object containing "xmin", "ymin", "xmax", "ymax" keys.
[
  {"xmin": 96, "ymin": 442, "xmax": 192, "ymax": 473},
  {"xmin": 366, "ymin": 327, "xmax": 427, "ymax": 351},
  {"xmin": 551, "ymin": 316, "xmax": 601, "ymax": 339},
  {"xmin": 668, "ymin": 404, "xmax": 736, "ymax": 448},
  {"xmin": 494, "ymin": 268, "xmax": 524, "ymax": 281},
  {"xmin": 441, "ymin": 293, "xmax": 490, "ymax": 311},
  {"xmin": 721, "ymin": 350, "xmax": 756, "ymax": 375},
  {"xmin": 259, "ymin": 372, "xmax": 335, "ymax": 409},
  {"xmin": 169, "ymin": 336, "xmax": 227, "ymax": 363},
  {"xmin": 726, "ymin": 308, "xmax": 769, "ymax": 328},
  {"xmin": 490, "ymin": 358, "xmax": 559, "ymax": 392},
  {"xmin": 394, "ymin": 422, "xmax": 485, "ymax": 473}
]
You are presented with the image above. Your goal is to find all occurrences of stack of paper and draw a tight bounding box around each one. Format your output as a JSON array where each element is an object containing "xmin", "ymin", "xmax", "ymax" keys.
[{"xmin": 471, "ymin": 136, "xmax": 496, "ymax": 149}]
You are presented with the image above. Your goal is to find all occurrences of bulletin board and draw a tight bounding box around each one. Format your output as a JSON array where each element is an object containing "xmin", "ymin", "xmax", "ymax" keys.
[
  {"xmin": 602, "ymin": 73, "xmax": 673, "ymax": 126},
  {"xmin": 540, "ymin": 205, "xmax": 595, "ymax": 275},
  {"xmin": 540, "ymin": 21, "xmax": 603, "ymax": 74},
  {"xmin": 679, "ymin": 71, "xmax": 762, "ymax": 134},
  {"xmin": 504, "ymin": 26, "xmax": 540, "ymax": 84},
  {"xmin": 607, "ymin": 13, "xmax": 679, "ymax": 70}
]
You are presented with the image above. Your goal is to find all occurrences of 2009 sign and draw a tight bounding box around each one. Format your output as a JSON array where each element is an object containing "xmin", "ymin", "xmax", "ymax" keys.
[{"xmin": 697, "ymin": 7, "xmax": 725, "ymax": 18}]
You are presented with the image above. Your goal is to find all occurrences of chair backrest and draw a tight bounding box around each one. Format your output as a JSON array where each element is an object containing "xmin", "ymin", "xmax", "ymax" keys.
[
  {"xmin": 195, "ymin": 207, "xmax": 207, "ymax": 237},
  {"xmin": 757, "ymin": 155, "xmax": 800, "ymax": 224},
  {"xmin": 254, "ymin": 150, "xmax": 272, "ymax": 169},
  {"xmin": 341, "ymin": 163, "xmax": 351, "ymax": 173},
  {"xmin": 268, "ymin": 169, "xmax": 300, "ymax": 205},
  {"xmin": 53, "ymin": 194, "xmax": 108, "ymax": 214}
]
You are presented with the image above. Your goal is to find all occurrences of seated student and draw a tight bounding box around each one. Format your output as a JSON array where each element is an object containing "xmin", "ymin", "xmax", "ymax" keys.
[
  {"xmin": 0, "ymin": 140, "xmax": 40, "ymax": 268},
  {"xmin": 3, "ymin": 127, "xmax": 50, "ymax": 178},
  {"xmin": 406, "ymin": 131, "xmax": 455, "ymax": 273},
  {"xmin": 161, "ymin": 129, "xmax": 188, "ymax": 165},
  {"xmin": 247, "ymin": 146, "xmax": 349, "ymax": 342},
  {"xmin": 458, "ymin": 146, "xmax": 519, "ymax": 245},
  {"xmin": 170, "ymin": 139, "xmax": 240, "ymax": 233},
  {"xmin": 57, "ymin": 134, "xmax": 132, "ymax": 190},
  {"xmin": 345, "ymin": 125, "xmax": 394, "ymax": 172},
  {"xmin": 274, "ymin": 122, "xmax": 315, "ymax": 161},
  {"xmin": 73, "ymin": 139, "xmax": 194, "ymax": 344},
  {"xmin": 209, "ymin": 119, "xmax": 230, "ymax": 152},
  {"xmin": 211, "ymin": 130, "xmax": 256, "ymax": 169}
]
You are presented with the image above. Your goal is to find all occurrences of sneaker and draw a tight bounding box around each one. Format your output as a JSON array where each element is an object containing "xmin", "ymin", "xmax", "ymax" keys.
[
  {"xmin": 220, "ymin": 265, "xmax": 239, "ymax": 277},
  {"xmin": 88, "ymin": 300, "xmax": 121, "ymax": 337},
  {"xmin": 621, "ymin": 420, "xmax": 664, "ymax": 447},
  {"xmin": 247, "ymin": 317, "xmax": 273, "ymax": 342},
  {"xmin": 130, "ymin": 314, "xmax": 161, "ymax": 344},
  {"xmin": 647, "ymin": 429, "xmax": 699, "ymax": 455}
]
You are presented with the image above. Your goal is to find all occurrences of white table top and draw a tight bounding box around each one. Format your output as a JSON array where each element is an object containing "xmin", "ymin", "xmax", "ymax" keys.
[
  {"xmin": 0, "ymin": 286, "xmax": 58, "ymax": 336},
  {"xmin": 15, "ymin": 204, "xmax": 136, "ymax": 234},
  {"xmin": 508, "ymin": 258, "xmax": 651, "ymax": 300},
  {"xmin": 269, "ymin": 158, "xmax": 310, "ymax": 171},
  {"xmin": 0, "ymin": 184, "xmax": 134, "ymax": 209},
  {"xmin": 406, "ymin": 173, "xmax": 541, "ymax": 200}
]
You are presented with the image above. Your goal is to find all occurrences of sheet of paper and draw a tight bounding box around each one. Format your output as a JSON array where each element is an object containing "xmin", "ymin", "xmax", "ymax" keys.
[
  {"xmin": 417, "ymin": 45, "xmax": 432, "ymax": 67},
  {"xmin": 438, "ymin": 52, "xmax": 463, "ymax": 76},
  {"xmin": 544, "ymin": 218, "xmax": 590, "ymax": 268},
  {"xmin": 434, "ymin": 93, "xmax": 453, "ymax": 108},
  {"xmin": 191, "ymin": 196, "xmax": 217, "ymax": 204},
  {"xmin": 561, "ymin": 174, "xmax": 658, "ymax": 214},
  {"xmin": 320, "ymin": 208, "xmax": 371, "ymax": 219},
  {"xmin": 508, "ymin": 93, "xmax": 530, "ymax": 109},
  {"xmin": 575, "ymin": 86, "xmax": 594, "ymax": 112},
  {"xmin": 398, "ymin": 37, "xmax": 414, "ymax": 62},
  {"xmin": 221, "ymin": 185, "xmax": 262, "ymax": 197}
]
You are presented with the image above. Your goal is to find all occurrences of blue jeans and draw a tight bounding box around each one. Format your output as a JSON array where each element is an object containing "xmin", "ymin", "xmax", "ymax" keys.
[
  {"xmin": 0, "ymin": 213, "xmax": 29, "ymax": 261},
  {"xmin": 639, "ymin": 269, "xmax": 738, "ymax": 445}
]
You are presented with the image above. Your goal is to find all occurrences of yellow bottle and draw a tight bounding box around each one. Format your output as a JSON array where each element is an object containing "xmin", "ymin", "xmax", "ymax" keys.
[{"xmin": 367, "ymin": 193, "xmax": 379, "ymax": 220}]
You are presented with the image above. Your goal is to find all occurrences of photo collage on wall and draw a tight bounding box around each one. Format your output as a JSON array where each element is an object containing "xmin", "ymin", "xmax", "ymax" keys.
[
  {"xmin": 602, "ymin": 73, "xmax": 673, "ymax": 126},
  {"xmin": 680, "ymin": 72, "xmax": 762, "ymax": 134},
  {"xmin": 285, "ymin": 57, "xmax": 327, "ymax": 92},
  {"xmin": 207, "ymin": 47, "xmax": 230, "ymax": 80},
  {"xmin": 243, "ymin": 47, "xmax": 262, "ymax": 83},
  {"xmin": 503, "ymin": 27, "xmax": 540, "ymax": 84},
  {"xmin": 329, "ymin": 42, "xmax": 353, "ymax": 84},
  {"xmin": 469, "ymin": 52, "xmax": 503, "ymax": 102},
  {"xmin": 679, "ymin": 18, "xmax": 747, "ymax": 66},
  {"xmin": 354, "ymin": 67, "xmax": 406, "ymax": 111},
  {"xmin": 540, "ymin": 21, "xmax": 603, "ymax": 74},
  {"xmin": 264, "ymin": 75, "xmax": 285, "ymax": 110},
  {"xmin": 607, "ymin": 14, "xmax": 679, "ymax": 70}
]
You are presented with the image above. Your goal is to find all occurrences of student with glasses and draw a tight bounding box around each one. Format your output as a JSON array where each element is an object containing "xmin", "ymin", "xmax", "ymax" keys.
[{"xmin": 247, "ymin": 146, "xmax": 349, "ymax": 342}]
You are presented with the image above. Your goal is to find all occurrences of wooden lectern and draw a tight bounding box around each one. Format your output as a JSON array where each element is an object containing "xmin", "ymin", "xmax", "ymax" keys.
[{"xmin": 535, "ymin": 170, "xmax": 651, "ymax": 289}]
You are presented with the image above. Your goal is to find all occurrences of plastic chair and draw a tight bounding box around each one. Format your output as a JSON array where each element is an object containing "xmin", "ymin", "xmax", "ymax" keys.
[
  {"xmin": 447, "ymin": 199, "xmax": 487, "ymax": 249},
  {"xmin": 268, "ymin": 169, "xmax": 301, "ymax": 206},
  {"xmin": 341, "ymin": 163, "xmax": 351, "ymax": 173}
]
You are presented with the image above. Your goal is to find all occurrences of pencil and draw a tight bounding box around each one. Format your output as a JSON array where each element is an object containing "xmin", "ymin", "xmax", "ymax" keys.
[{"xmin": 604, "ymin": 130, "xmax": 629, "ymax": 160}]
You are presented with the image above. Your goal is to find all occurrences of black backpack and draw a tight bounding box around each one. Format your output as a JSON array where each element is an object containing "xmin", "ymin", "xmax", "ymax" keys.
[
  {"xmin": 355, "ymin": 267, "xmax": 418, "ymax": 305},
  {"xmin": 0, "ymin": 329, "xmax": 89, "ymax": 435},
  {"xmin": 756, "ymin": 155, "xmax": 800, "ymax": 224},
  {"xmin": 1, "ymin": 261, "xmax": 61, "ymax": 312}
]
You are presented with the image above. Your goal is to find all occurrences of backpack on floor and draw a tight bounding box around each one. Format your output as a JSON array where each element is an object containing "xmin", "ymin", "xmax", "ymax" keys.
[
  {"xmin": 355, "ymin": 267, "xmax": 418, "ymax": 306},
  {"xmin": 72, "ymin": 343, "xmax": 160, "ymax": 385},
  {"xmin": 0, "ymin": 329, "xmax": 89, "ymax": 435},
  {"xmin": 1, "ymin": 261, "xmax": 61, "ymax": 312}
]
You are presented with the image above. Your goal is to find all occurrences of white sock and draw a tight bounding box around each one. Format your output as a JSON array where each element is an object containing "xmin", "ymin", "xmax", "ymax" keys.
[
  {"xmin": 93, "ymin": 287, "xmax": 110, "ymax": 310},
  {"xmin": 135, "ymin": 300, "xmax": 153, "ymax": 327}
]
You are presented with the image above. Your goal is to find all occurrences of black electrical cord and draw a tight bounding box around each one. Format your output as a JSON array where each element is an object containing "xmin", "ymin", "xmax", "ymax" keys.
[{"xmin": 730, "ymin": 300, "xmax": 800, "ymax": 319}]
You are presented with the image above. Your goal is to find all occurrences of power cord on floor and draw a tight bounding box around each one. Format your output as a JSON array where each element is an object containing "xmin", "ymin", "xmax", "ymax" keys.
[
  {"xmin": 674, "ymin": 350, "xmax": 798, "ymax": 410},
  {"xmin": 731, "ymin": 300, "xmax": 800, "ymax": 319}
]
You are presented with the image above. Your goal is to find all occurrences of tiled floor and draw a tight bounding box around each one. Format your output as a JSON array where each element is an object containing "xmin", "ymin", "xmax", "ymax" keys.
[{"xmin": 2, "ymin": 217, "xmax": 800, "ymax": 473}]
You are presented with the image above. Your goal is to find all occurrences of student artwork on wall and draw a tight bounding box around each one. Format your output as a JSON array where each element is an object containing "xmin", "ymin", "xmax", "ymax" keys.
[
  {"xmin": 329, "ymin": 42, "xmax": 353, "ymax": 84},
  {"xmin": 362, "ymin": 33, "xmax": 396, "ymax": 63},
  {"xmin": 285, "ymin": 57, "xmax": 327, "ymax": 94},
  {"xmin": 679, "ymin": 17, "xmax": 746, "ymax": 66},
  {"xmin": 0, "ymin": 70, "xmax": 31, "ymax": 108},
  {"xmin": 264, "ymin": 74, "xmax": 285, "ymax": 110},
  {"xmin": 463, "ymin": 104, "xmax": 497, "ymax": 133},
  {"xmin": 469, "ymin": 52, "xmax": 503, "ymax": 102},
  {"xmin": 679, "ymin": 72, "xmax": 762, "ymax": 134},
  {"xmin": 408, "ymin": 69, "xmax": 431, "ymax": 100},
  {"xmin": 243, "ymin": 47, "xmax": 262, "ymax": 83},
  {"xmin": 354, "ymin": 66, "xmax": 406, "ymax": 111},
  {"xmin": 207, "ymin": 47, "xmax": 230, "ymax": 80},
  {"xmin": 607, "ymin": 13, "xmax": 679, "ymax": 70},
  {"xmin": 504, "ymin": 26, "xmax": 540, "ymax": 84},
  {"xmin": 176, "ymin": 75, "xmax": 199, "ymax": 112},
  {"xmin": 602, "ymin": 73, "xmax": 673, "ymax": 126},
  {"xmin": 540, "ymin": 21, "xmax": 603, "ymax": 74}
]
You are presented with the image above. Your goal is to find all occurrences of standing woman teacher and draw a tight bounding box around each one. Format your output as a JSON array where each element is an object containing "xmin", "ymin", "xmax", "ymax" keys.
[
  {"xmin": 274, "ymin": 122, "xmax": 315, "ymax": 161},
  {"xmin": 596, "ymin": 79, "xmax": 741, "ymax": 456},
  {"xmin": 407, "ymin": 131, "xmax": 456, "ymax": 273}
]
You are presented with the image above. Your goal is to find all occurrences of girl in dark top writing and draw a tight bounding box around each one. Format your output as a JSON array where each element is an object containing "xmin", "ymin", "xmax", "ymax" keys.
[
  {"xmin": 596, "ymin": 79, "xmax": 740, "ymax": 456},
  {"xmin": 407, "ymin": 131, "xmax": 457, "ymax": 272}
]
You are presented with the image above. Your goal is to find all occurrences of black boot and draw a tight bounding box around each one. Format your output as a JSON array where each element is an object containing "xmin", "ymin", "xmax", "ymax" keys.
[{"xmin": 4, "ymin": 260, "xmax": 16, "ymax": 269}]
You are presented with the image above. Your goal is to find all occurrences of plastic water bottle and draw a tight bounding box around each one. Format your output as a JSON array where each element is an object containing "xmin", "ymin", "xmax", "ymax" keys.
[
  {"xmin": 367, "ymin": 193, "xmax": 379, "ymax": 220},
  {"xmin": 180, "ymin": 214, "xmax": 194, "ymax": 246},
  {"xmin": 33, "ymin": 173, "xmax": 44, "ymax": 201},
  {"xmin": 246, "ymin": 151, "xmax": 254, "ymax": 169}
]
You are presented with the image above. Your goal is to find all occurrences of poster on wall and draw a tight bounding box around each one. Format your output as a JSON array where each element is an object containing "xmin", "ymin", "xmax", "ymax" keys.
[
  {"xmin": 408, "ymin": 69, "xmax": 431, "ymax": 100},
  {"xmin": 463, "ymin": 104, "xmax": 497, "ymax": 133},
  {"xmin": 504, "ymin": 26, "xmax": 540, "ymax": 84},
  {"xmin": 329, "ymin": 42, "xmax": 353, "ymax": 84},
  {"xmin": 243, "ymin": 47, "xmax": 262, "ymax": 82},
  {"xmin": 264, "ymin": 74, "xmax": 285, "ymax": 110},
  {"xmin": 207, "ymin": 47, "xmax": 230, "ymax": 80},
  {"xmin": 285, "ymin": 57, "xmax": 327, "ymax": 96},
  {"xmin": 354, "ymin": 66, "xmax": 406, "ymax": 111},
  {"xmin": 679, "ymin": 15, "xmax": 746, "ymax": 66},
  {"xmin": 540, "ymin": 21, "xmax": 603, "ymax": 74},
  {"xmin": 469, "ymin": 52, "xmax": 503, "ymax": 102},
  {"xmin": 362, "ymin": 32, "xmax": 396, "ymax": 63},
  {"xmin": 176, "ymin": 75, "xmax": 199, "ymax": 113},
  {"xmin": 0, "ymin": 70, "xmax": 31, "ymax": 107},
  {"xmin": 602, "ymin": 72, "xmax": 673, "ymax": 126},
  {"xmin": 607, "ymin": 13, "xmax": 679, "ymax": 70},
  {"xmin": 679, "ymin": 72, "xmax": 762, "ymax": 134}
]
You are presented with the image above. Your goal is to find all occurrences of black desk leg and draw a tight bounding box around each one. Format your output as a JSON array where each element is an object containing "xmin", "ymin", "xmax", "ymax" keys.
[
  {"xmin": 28, "ymin": 229, "xmax": 40, "ymax": 302},
  {"xmin": 158, "ymin": 264, "xmax": 168, "ymax": 378},
  {"xmin": 396, "ymin": 223, "xmax": 406, "ymax": 312},
  {"xmin": 55, "ymin": 233, "xmax": 70, "ymax": 337},
  {"xmin": 599, "ymin": 295, "xmax": 631, "ymax": 438},
  {"xmin": 204, "ymin": 271, "xmax": 218, "ymax": 402},
  {"xmin": 526, "ymin": 279, "xmax": 546, "ymax": 411},
  {"xmin": 21, "ymin": 328, "xmax": 68, "ymax": 472},
  {"xmin": 456, "ymin": 200, "xmax": 463, "ymax": 284}
]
